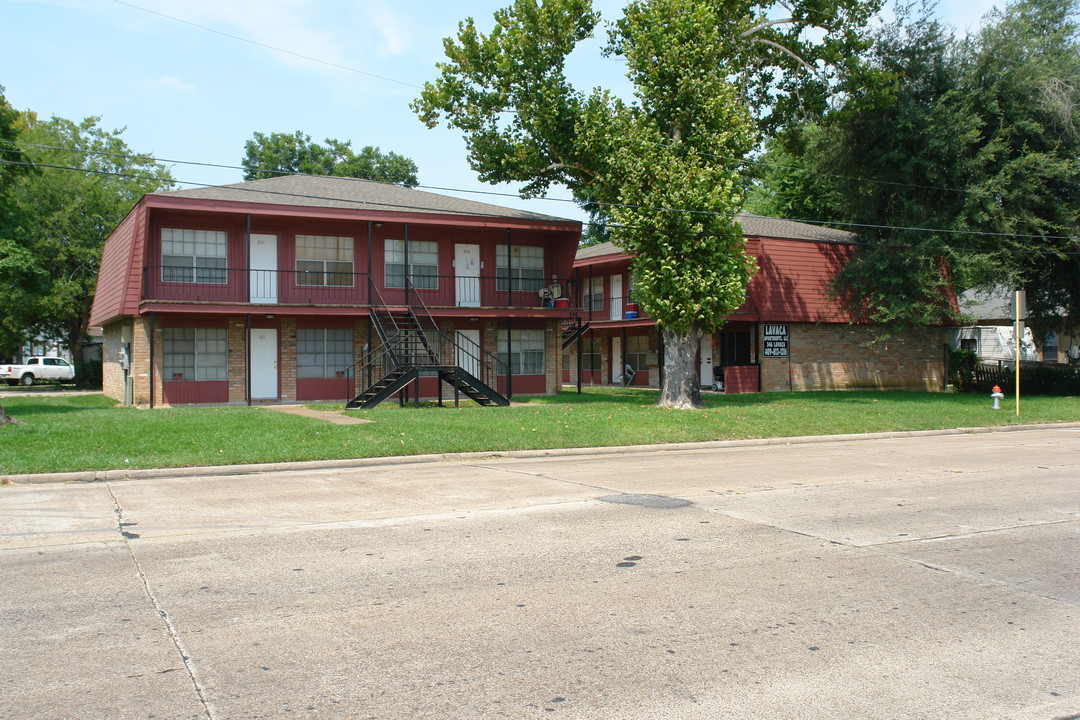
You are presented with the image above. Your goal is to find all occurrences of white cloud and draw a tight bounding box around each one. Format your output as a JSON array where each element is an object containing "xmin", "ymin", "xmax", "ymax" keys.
[{"xmin": 364, "ymin": 0, "xmax": 412, "ymax": 58}]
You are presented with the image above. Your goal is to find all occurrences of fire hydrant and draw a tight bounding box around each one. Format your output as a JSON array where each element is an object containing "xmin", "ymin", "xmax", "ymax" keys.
[{"xmin": 990, "ymin": 385, "xmax": 1004, "ymax": 410}]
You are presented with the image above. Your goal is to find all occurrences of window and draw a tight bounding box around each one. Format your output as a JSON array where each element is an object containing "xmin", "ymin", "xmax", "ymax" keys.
[
  {"xmin": 720, "ymin": 331, "xmax": 752, "ymax": 366},
  {"xmin": 625, "ymin": 335, "xmax": 657, "ymax": 371},
  {"xmin": 1044, "ymin": 331, "xmax": 1059, "ymax": 363},
  {"xmin": 163, "ymin": 328, "xmax": 227, "ymax": 381},
  {"xmin": 581, "ymin": 336, "xmax": 602, "ymax": 371},
  {"xmin": 162, "ymin": 229, "xmax": 227, "ymax": 284},
  {"xmin": 297, "ymin": 328, "xmax": 354, "ymax": 379},
  {"xmin": 499, "ymin": 329, "xmax": 545, "ymax": 375},
  {"xmin": 297, "ymin": 235, "xmax": 354, "ymax": 286},
  {"xmin": 385, "ymin": 239, "xmax": 438, "ymax": 289},
  {"xmin": 585, "ymin": 277, "xmax": 604, "ymax": 312},
  {"xmin": 496, "ymin": 245, "xmax": 545, "ymax": 292}
]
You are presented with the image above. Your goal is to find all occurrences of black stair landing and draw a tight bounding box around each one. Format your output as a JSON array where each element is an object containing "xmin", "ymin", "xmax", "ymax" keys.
[{"xmin": 347, "ymin": 365, "xmax": 509, "ymax": 410}]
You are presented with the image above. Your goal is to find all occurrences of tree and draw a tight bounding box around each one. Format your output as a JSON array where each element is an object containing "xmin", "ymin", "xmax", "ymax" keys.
[
  {"xmin": 242, "ymin": 131, "xmax": 419, "ymax": 186},
  {"xmin": 754, "ymin": 0, "xmax": 1079, "ymax": 338},
  {"xmin": 7, "ymin": 114, "xmax": 175, "ymax": 358},
  {"xmin": 414, "ymin": 0, "xmax": 879, "ymax": 408},
  {"xmin": 0, "ymin": 87, "xmax": 30, "ymax": 423},
  {"xmin": 954, "ymin": 0, "xmax": 1080, "ymax": 337}
]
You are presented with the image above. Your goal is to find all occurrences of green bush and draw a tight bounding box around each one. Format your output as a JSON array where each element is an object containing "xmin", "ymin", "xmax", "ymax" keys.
[
  {"xmin": 74, "ymin": 357, "xmax": 102, "ymax": 389},
  {"xmin": 949, "ymin": 348, "xmax": 978, "ymax": 390}
]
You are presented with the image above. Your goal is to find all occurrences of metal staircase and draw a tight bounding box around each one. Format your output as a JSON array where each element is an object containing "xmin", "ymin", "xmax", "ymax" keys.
[
  {"xmin": 345, "ymin": 281, "xmax": 509, "ymax": 409},
  {"xmin": 561, "ymin": 317, "xmax": 590, "ymax": 350}
]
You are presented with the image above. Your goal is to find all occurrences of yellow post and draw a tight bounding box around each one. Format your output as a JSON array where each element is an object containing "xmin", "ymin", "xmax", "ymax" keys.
[{"xmin": 1015, "ymin": 290, "xmax": 1022, "ymax": 417}]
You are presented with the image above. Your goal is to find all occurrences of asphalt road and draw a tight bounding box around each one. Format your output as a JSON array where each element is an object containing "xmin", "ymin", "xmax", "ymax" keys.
[{"xmin": 2, "ymin": 427, "xmax": 1079, "ymax": 720}]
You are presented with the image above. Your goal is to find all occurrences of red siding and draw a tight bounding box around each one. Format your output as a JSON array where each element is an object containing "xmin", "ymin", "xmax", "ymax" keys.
[
  {"xmin": 297, "ymin": 378, "xmax": 353, "ymax": 402},
  {"xmin": 89, "ymin": 203, "xmax": 146, "ymax": 327},
  {"xmin": 742, "ymin": 237, "xmax": 854, "ymax": 323},
  {"xmin": 161, "ymin": 380, "xmax": 229, "ymax": 405},
  {"xmin": 723, "ymin": 365, "xmax": 760, "ymax": 393}
]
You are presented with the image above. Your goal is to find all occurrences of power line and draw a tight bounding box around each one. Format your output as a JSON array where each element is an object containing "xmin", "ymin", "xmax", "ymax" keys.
[
  {"xmin": 5, "ymin": 136, "xmax": 989, "ymax": 217},
  {"xmin": 3, "ymin": 157, "xmax": 1078, "ymax": 253}
]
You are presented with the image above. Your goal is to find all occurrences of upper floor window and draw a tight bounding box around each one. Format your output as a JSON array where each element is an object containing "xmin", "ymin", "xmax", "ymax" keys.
[
  {"xmin": 496, "ymin": 245, "xmax": 544, "ymax": 292},
  {"xmin": 385, "ymin": 239, "xmax": 438, "ymax": 289},
  {"xmin": 585, "ymin": 276, "xmax": 604, "ymax": 311},
  {"xmin": 297, "ymin": 235, "xmax": 354, "ymax": 287},
  {"xmin": 162, "ymin": 229, "xmax": 227, "ymax": 284}
]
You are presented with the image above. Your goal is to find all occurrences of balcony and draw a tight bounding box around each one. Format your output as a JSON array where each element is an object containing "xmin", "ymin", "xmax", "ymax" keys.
[
  {"xmin": 142, "ymin": 266, "xmax": 584, "ymax": 311},
  {"xmin": 578, "ymin": 294, "xmax": 651, "ymax": 323}
]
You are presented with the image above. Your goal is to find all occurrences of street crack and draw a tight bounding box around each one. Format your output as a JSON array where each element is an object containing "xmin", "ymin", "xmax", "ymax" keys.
[{"xmin": 106, "ymin": 482, "xmax": 216, "ymax": 720}]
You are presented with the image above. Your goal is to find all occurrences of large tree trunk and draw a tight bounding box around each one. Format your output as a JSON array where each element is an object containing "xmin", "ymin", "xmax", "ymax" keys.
[
  {"xmin": 0, "ymin": 404, "xmax": 22, "ymax": 425},
  {"xmin": 657, "ymin": 325, "xmax": 705, "ymax": 409}
]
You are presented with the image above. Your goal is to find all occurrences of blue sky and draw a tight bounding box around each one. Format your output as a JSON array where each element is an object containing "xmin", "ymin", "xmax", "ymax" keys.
[{"xmin": 3, "ymin": 0, "xmax": 1002, "ymax": 222}]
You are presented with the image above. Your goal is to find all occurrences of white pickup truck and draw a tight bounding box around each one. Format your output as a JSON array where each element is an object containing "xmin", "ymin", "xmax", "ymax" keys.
[{"xmin": 1, "ymin": 357, "xmax": 77, "ymax": 386}]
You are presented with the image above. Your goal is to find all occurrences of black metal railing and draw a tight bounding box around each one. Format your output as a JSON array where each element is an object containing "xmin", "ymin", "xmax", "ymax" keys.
[
  {"xmin": 579, "ymin": 294, "xmax": 649, "ymax": 322},
  {"xmin": 143, "ymin": 266, "xmax": 371, "ymax": 305},
  {"xmin": 143, "ymin": 266, "xmax": 590, "ymax": 311}
]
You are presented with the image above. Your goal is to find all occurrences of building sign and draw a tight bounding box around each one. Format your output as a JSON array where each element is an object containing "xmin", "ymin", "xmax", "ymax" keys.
[{"xmin": 763, "ymin": 324, "xmax": 789, "ymax": 358}]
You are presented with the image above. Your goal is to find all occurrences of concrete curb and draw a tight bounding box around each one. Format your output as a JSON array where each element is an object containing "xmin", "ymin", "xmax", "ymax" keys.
[{"xmin": 6, "ymin": 421, "xmax": 1080, "ymax": 486}]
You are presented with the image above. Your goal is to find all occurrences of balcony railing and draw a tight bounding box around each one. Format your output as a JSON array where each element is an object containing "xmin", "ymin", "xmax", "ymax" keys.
[
  {"xmin": 579, "ymin": 294, "xmax": 650, "ymax": 323},
  {"xmin": 143, "ymin": 267, "xmax": 582, "ymax": 310},
  {"xmin": 144, "ymin": 266, "xmax": 373, "ymax": 305}
]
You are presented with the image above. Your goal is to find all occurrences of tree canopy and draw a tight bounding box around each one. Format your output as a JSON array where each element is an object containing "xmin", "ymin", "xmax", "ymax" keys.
[
  {"xmin": 242, "ymin": 131, "xmax": 419, "ymax": 186},
  {"xmin": 751, "ymin": 0, "xmax": 1080, "ymax": 337},
  {"xmin": 415, "ymin": 0, "xmax": 879, "ymax": 408},
  {"xmin": 1, "ymin": 111, "xmax": 174, "ymax": 358}
]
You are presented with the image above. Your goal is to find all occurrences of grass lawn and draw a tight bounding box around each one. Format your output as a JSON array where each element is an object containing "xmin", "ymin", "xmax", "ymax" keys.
[{"xmin": 1, "ymin": 388, "xmax": 1077, "ymax": 476}]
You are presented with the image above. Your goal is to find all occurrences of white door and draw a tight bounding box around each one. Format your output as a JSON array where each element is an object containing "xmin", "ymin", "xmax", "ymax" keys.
[
  {"xmin": 609, "ymin": 275, "xmax": 623, "ymax": 321},
  {"xmin": 699, "ymin": 336, "xmax": 714, "ymax": 386},
  {"xmin": 251, "ymin": 328, "xmax": 278, "ymax": 399},
  {"xmin": 456, "ymin": 329, "xmax": 481, "ymax": 378},
  {"xmin": 249, "ymin": 233, "xmax": 277, "ymax": 303},
  {"xmin": 455, "ymin": 243, "xmax": 481, "ymax": 307},
  {"xmin": 611, "ymin": 335, "xmax": 622, "ymax": 383}
]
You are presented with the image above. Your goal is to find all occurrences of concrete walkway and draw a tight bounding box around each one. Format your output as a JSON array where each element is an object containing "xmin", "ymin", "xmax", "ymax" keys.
[{"xmin": 258, "ymin": 403, "xmax": 373, "ymax": 425}]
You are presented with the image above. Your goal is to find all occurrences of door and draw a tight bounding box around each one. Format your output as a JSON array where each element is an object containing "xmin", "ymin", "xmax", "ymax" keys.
[
  {"xmin": 611, "ymin": 335, "xmax": 622, "ymax": 383},
  {"xmin": 456, "ymin": 329, "xmax": 481, "ymax": 379},
  {"xmin": 455, "ymin": 243, "xmax": 481, "ymax": 307},
  {"xmin": 249, "ymin": 233, "xmax": 277, "ymax": 303},
  {"xmin": 250, "ymin": 328, "xmax": 278, "ymax": 399},
  {"xmin": 699, "ymin": 336, "xmax": 714, "ymax": 386},
  {"xmin": 609, "ymin": 274, "xmax": 623, "ymax": 321}
]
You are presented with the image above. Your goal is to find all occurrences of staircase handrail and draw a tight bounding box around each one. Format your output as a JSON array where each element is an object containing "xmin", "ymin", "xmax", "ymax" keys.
[
  {"xmin": 404, "ymin": 278, "xmax": 443, "ymax": 365},
  {"xmin": 452, "ymin": 327, "xmax": 509, "ymax": 390}
]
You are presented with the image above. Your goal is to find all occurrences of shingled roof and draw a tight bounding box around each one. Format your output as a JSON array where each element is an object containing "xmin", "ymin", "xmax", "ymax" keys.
[
  {"xmin": 576, "ymin": 214, "xmax": 854, "ymax": 261},
  {"xmin": 156, "ymin": 175, "xmax": 579, "ymax": 225}
]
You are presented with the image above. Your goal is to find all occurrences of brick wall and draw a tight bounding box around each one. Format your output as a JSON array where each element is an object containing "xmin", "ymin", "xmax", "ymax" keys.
[
  {"xmin": 100, "ymin": 321, "xmax": 126, "ymax": 402},
  {"xmin": 761, "ymin": 323, "xmax": 947, "ymax": 392},
  {"xmin": 227, "ymin": 318, "xmax": 247, "ymax": 403}
]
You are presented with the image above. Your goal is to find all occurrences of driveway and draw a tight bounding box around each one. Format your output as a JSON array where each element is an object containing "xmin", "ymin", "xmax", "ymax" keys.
[{"xmin": 2, "ymin": 427, "xmax": 1078, "ymax": 719}]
